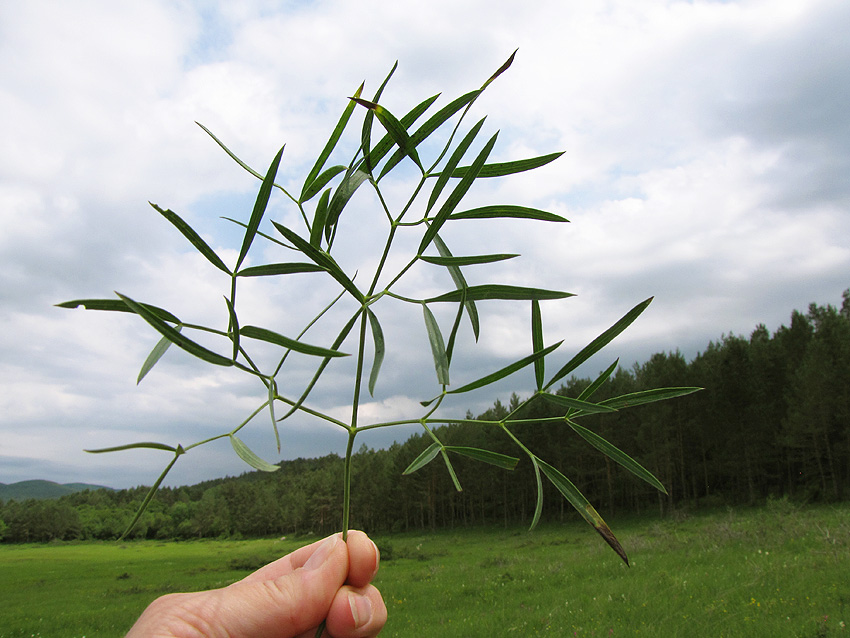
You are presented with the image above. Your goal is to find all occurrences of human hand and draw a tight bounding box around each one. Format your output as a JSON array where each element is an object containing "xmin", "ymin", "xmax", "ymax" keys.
[{"xmin": 125, "ymin": 530, "xmax": 386, "ymax": 638}]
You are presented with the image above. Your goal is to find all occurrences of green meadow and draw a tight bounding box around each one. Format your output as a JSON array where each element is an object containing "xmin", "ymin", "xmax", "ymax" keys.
[{"xmin": 1, "ymin": 501, "xmax": 847, "ymax": 637}]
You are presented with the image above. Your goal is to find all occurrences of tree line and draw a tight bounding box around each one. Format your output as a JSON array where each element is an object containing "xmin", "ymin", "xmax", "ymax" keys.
[{"xmin": 2, "ymin": 291, "xmax": 848, "ymax": 543}]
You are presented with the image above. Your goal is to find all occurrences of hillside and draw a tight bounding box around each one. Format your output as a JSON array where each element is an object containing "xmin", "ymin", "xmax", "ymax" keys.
[{"xmin": 0, "ymin": 480, "xmax": 112, "ymax": 501}]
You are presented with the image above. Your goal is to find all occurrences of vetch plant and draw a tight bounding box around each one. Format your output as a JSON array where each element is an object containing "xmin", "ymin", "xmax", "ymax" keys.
[{"xmin": 59, "ymin": 52, "xmax": 698, "ymax": 565}]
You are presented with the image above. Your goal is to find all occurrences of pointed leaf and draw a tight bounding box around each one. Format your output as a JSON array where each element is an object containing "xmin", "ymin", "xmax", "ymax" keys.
[
  {"xmin": 528, "ymin": 455, "xmax": 544, "ymax": 531},
  {"xmin": 444, "ymin": 446, "xmax": 518, "ymax": 470},
  {"xmin": 422, "ymin": 304, "xmax": 450, "ymax": 385},
  {"xmin": 426, "ymin": 118, "xmax": 486, "ymax": 213},
  {"xmin": 433, "ymin": 234, "xmax": 479, "ymax": 341},
  {"xmin": 446, "ymin": 151, "xmax": 564, "ymax": 179},
  {"xmin": 364, "ymin": 94, "xmax": 437, "ymax": 176},
  {"xmin": 366, "ymin": 308, "xmax": 385, "ymax": 396},
  {"xmin": 482, "ymin": 49, "xmax": 517, "ymax": 90},
  {"xmin": 420, "ymin": 253, "xmax": 519, "ymax": 267},
  {"xmin": 241, "ymin": 325, "xmax": 349, "ymax": 358},
  {"xmin": 566, "ymin": 420, "xmax": 667, "ymax": 493},
  {"xmin": 532, "ymin": 300, "xmax": 544, "ymax": 391},
  {"xmin": 300, "ymin": 82, "xmax": 362, "ymax": 201},
  {"xmin": 150, "ymin": 203, "xmax": 231, "ymax": 275},
  {"xmin": 236, "ymin": 145, "xmax": 284, "ymax": 271},
  {"xmin": 440, "ymin": 448, "xmax": 463, "ymax": 491},
  {"xmin": 56, "ymin": 298, "xmax": 181, "ymax": 324},
  {"xmin": 546, "ymin": 298, "xmax": 654, "ymax": 390},
  {"xmin": 137, "ymin": 330, "xmax": 180, "ymax": 384},
  {"xmin": 537, "ymin": 458, "xmax": 629, "ymax": 566},
  {"xmin": 538, "ymin": 393, "xmax": 618, "ymax": 415},
  {"xmin": 236, "ymin": 263, "xmax": 326, "ymax": 277},
  {"xmin": 402, "ymin": 441, "xmax": 441, "ymax": 474},
  {"xmin": 450, "ymin": 205, "xmax": 568, "ymax": 223},
  {"xmin": 310, "ymin": 188, "xmax": 332, "ymax": 248},
  {"xmin": 576, "ymin": 360, "xmax": 619, "ymax": 403},
  {"xmin": 85, "ymin": 441, "xmax": 179, "ymax": 453},
  {"xmin": 426, "ymin": 284, "xmax": 573, "ymax": 303},
  {"xmin": 325, "ymin": 168, "xmax": 371, "ymax": 240},
  {"xmin": 225, "ymin": 296, "xmax": 239, "ymax": 361},
  {"xmin": 419, "ymin": 132, "xmax": 498, "ymax": 255},
  {"xmin": 600, "ymin": 387, "xmax": 702, "ymax": 410},
  {"xmin": 352, "ymin": 98, "xmax": 423, "ymax": 170},
  {"xmin": 448, "ymin": 341, "xmax": 562, "ymax": 396},
  {"xmin": 268, "ymin": 380, "xmax": 280, "ymax": 453},
  {"xmin": 301, "ymin": 165, "xmax": 346, "ymax": 204},
  {"xmin": 361, "ymin": 62, "xmax": 397, "ymax": 172},
  {"xmin": 116, "ymin": 293, "xmax": 233, "ymax": 367},
  {"xmin": 230, "ymin": 435, "xmax": 280, "ymax": 472},
  {"xmin": 272, "ymin": 221, "xmax": 364, "ymax": 302},
  {"xmin": 118, "ymin": 452, "xmax": 182, "ymax": 539}
]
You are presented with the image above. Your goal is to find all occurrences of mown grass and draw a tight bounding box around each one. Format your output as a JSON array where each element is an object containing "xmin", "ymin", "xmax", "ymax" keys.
[{"xmin": 1, "ymin": 500, "xmax": 847, "ymax": 637}]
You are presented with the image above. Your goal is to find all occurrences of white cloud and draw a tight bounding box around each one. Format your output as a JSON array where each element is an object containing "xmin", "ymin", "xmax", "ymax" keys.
[{"xmin": 1, "ymin": 0, "xmax": 848, "ymax": 488}]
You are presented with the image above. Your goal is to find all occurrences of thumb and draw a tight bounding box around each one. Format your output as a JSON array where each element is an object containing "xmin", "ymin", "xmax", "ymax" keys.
[{"xmin": 126, "ymin": 534, "xmax": 348, "ymax": 638}]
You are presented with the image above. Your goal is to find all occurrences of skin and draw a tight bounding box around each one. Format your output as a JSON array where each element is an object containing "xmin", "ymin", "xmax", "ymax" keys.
[{"xmin": 125, "ymin": 530, "xmax": 387, "ymax": 638}]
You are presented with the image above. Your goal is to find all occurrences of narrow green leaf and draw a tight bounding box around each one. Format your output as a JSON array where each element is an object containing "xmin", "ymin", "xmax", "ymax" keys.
[
  {"xmin": 268, "ymin": 380, "xmax": 280, "ymax": 453},
  {"xmin": 272, "ymin": 221, "xmax": 364, "ymax": 302},
  {"xmin": 566, "ymin": 420, "xmax": 667, "ymax": 494},
  {"xmin": 351, "ymin": 98, "xmax": 423, "ymax": 171},
  {"xmin": 116, "ymin": 293, "xmax": 233, "ymax": 367},
  {"xmin": 56, "ymin": 299, "xmax": 181, "ymax": 324},
  {"xmin": 538, "ymin": 393, "xmax": 619, "ymax": 415},
  {"xmin": 300, "ymin": 82, "xmax": 362, "ymax": 201},
  {"xmin": 236, "ymin": 145, "xmax": 284, "ymax": 271},
  {"xmin": 366, "ymin": 308, "xmax": 385, "ymax": 397},
  {"xmin": 241, "ymin": 325, "xmax": 349, "ymax": 358},
  {"xmin": 433, "ymin": 234, "xmax": 479, "ymax": 341},
  {"xmin": 529, "ymin": 455, "xmax": 544, "ymax": 531},
  {"xmin": 441, "ymin": 448, "xmax": 463, "ymax": 491},
  {"xmin": 446, "ymin": 151, "xmax": 564, "ymax": 179},
  {"xmin": 482, "ymin": 48, "xmax": 517, "ymax": 90},
  {"xmin": 230, "ymin": 435, "xmax": 280, "ymax": 472},
  {"xmin": 421, "ymin": 253, "xmax": 519, "ymax": 267},
  {"xmin": 301, "ymin": 165, "xmax": 346, "ymax": 204},
  {"xmin": 402, "ymin": 441, "xmax": 441, "ymax": 474},
  {"xmin": 361, "ymin": 62, "xmax": 397, "ymax": 172},
  {"xmin": 546, "ymin": 298, "xmax": 654, "ymax": 391},
  {"xmin": 325, "ymin": 168, "xmax": 370, "ymax": 241},
  {"xmin": 450, "ymin": 205, "xmax": 569, "ymax": 223},
  {"xmin": 85, "ymin": 441, "xmax": 179, "ymax": 453},
  {"xmin": 118, "ymin": 451, "xmax": 182, "ymax": 539},
  {"xmin": 448, "ymin": 341, "xmax": 562, "ymax": 396},
  {"xmin": 367, "ymin": 95, "xmax": 439, "ymax": 178},
  {"xmin": 444, "ymin": 446, "xmax": 519, "ymax": 470},
  {"xmin": 225, "ymin": 296, "xmax": 239, "ymax": 361},
  {"xmin": 310, "ymin": 188, "xmax": 332, "ymax": 248},
  {"xmin": 537, "ymin": 458, "xmax": 629, "ymax": 566},
  {"xmin": 426, "ymin": 284, "xmax": 574, "ymax": 304},
  {"xmin": 576, "ymin": 360, "xmax": 619, "ymax": 403},
  {"xmin": 600, "ymin": 387, "xmax": 702, "ymax": 410},
  {"xmin": 236, "ymin": 263, "xmax": 326, "ymax": 277},
  {"xmin": 531, "ymin": 300, "xmax": 544, "ymax": 391},
  {"xmin": 423, "ymin": 304, "xmax": 450, "ymax": 385},
  {"xmin": 137, "ymin": 330, "xmax": 180, "ymax": 385},
  {"xmin": 426, "ymin": 118, "xmax": 486, "ymax": 214},
  {"xmin": 149, "ymin": 203, "xmax": 231, "ymax": 275},
  {"xmin": 419, "ymin": 132, "xmax": 498, "ymax": 255},
  {"xmin": 382, "ymin": 92, "xmax": 480, "ymax": 180}
]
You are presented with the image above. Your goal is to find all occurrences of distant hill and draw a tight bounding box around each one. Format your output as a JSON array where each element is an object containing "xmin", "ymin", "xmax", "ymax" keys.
[{"xmin": 0, "ymin": 480, "xmax": 113, "ymax": 501}]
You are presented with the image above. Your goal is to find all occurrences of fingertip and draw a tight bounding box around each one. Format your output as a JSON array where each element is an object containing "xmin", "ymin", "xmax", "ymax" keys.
[{"xmin": 345, "ymin": 530, "xmax": 380, "ymax": 587}]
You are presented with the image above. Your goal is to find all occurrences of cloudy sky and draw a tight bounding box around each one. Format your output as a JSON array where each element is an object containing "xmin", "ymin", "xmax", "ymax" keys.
[{"xmin": 2, "ymin": 0, "xmax": 848, "ymax": 490}]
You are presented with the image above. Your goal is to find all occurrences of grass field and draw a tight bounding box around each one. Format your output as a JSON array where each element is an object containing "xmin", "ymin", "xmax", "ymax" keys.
[{"xmin": 1, "ymin": 500, "xmax": 847, "ymax": 637}]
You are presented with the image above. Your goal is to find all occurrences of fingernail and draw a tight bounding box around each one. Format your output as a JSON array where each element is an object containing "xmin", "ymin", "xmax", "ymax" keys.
[
  {"xmin": 304, "ymin": 535, "xmax": 339, "ymax": 571},
  {"xmin": 370, "ymin": 540, "xmax": 381, "ymax": 579},
  {"xmin": 348, "ymin": 591, "xmax": 373, "ymax": 628}
]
